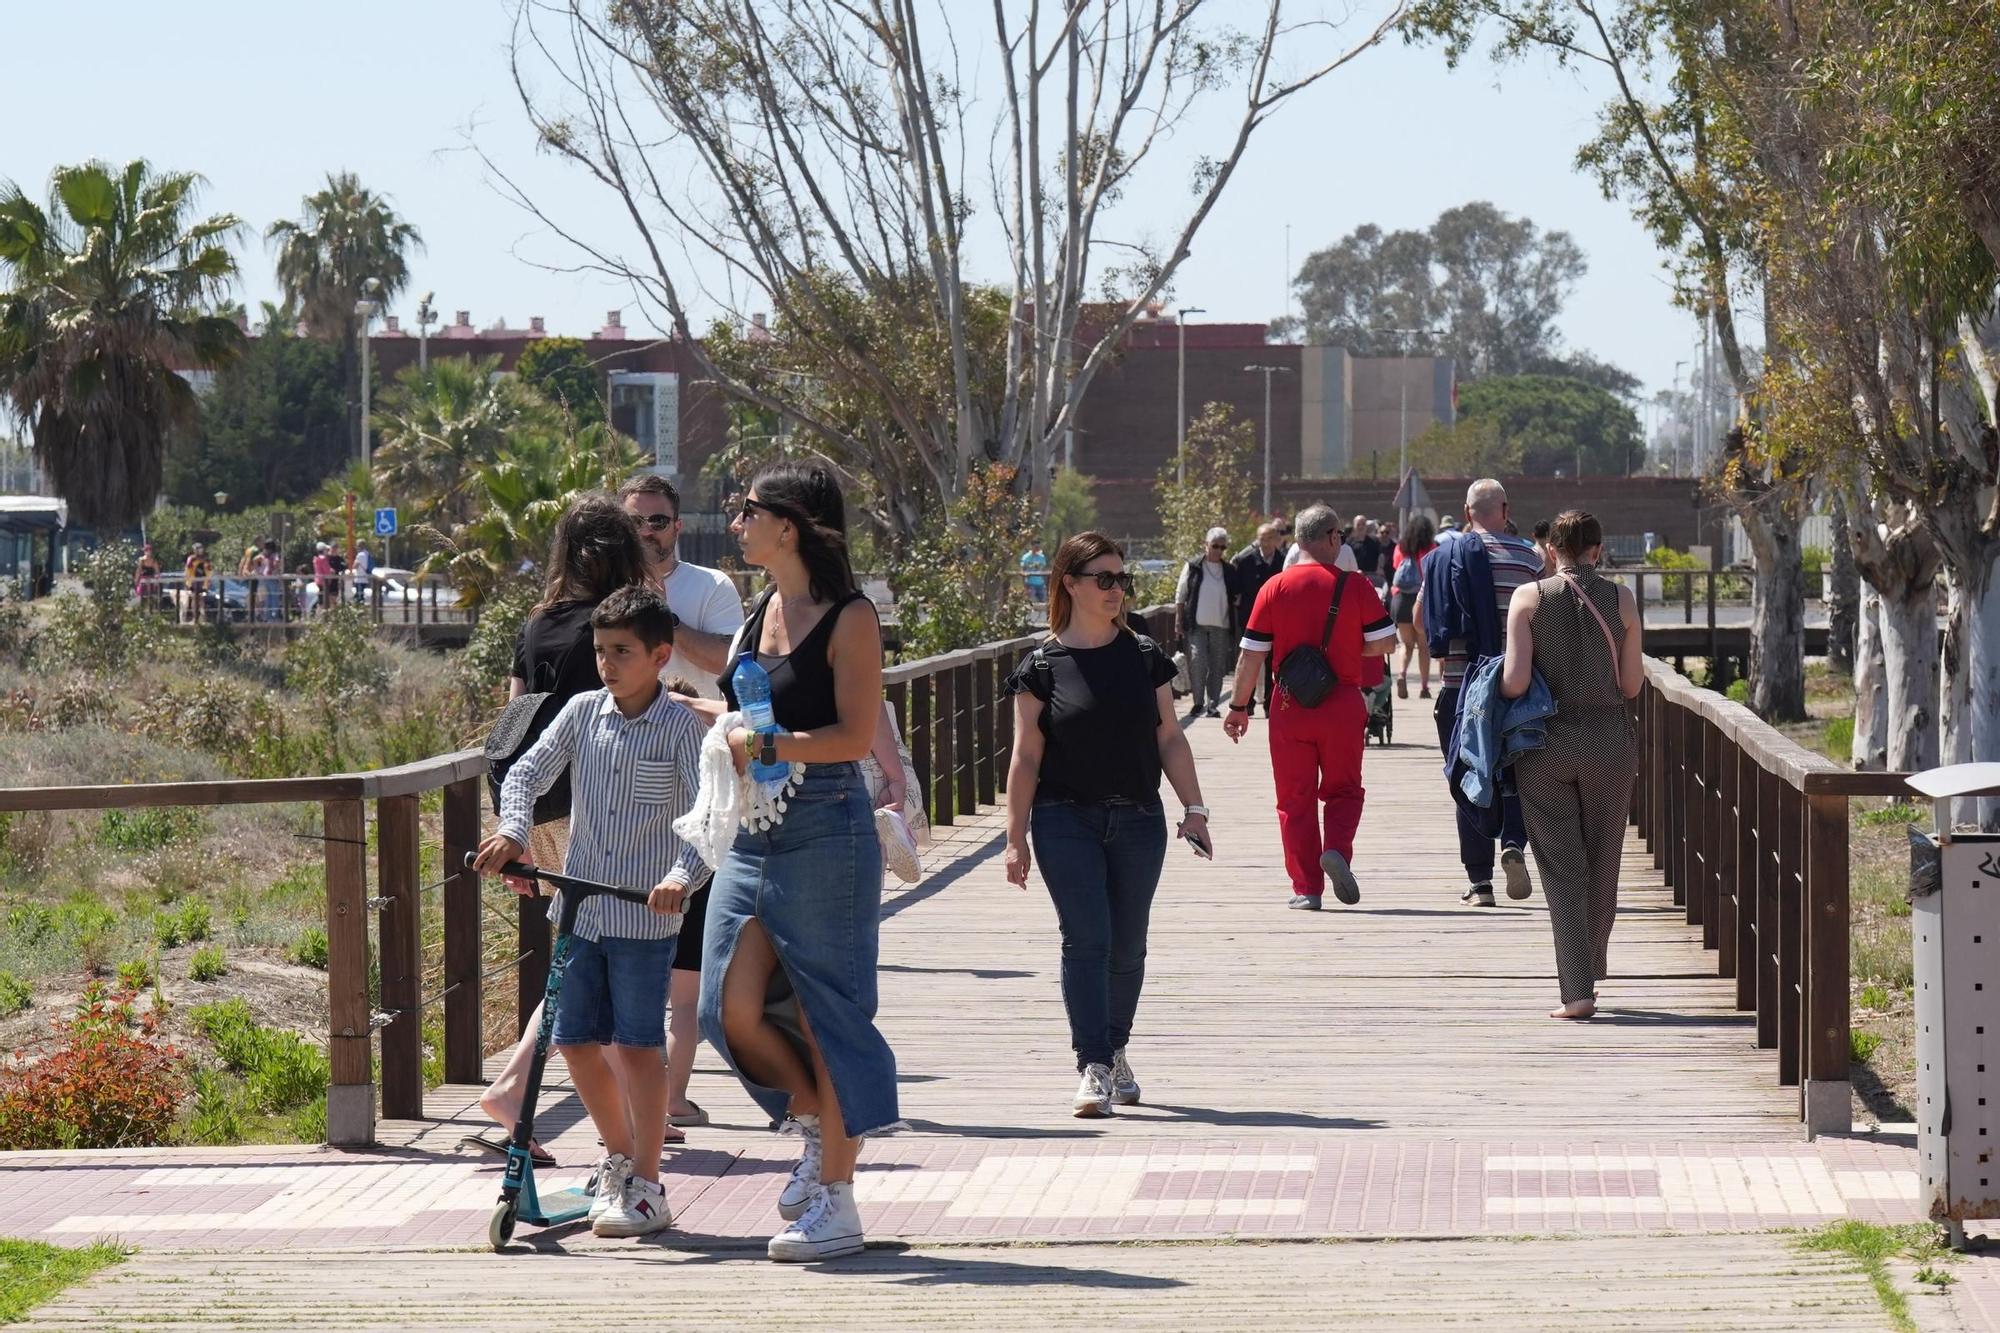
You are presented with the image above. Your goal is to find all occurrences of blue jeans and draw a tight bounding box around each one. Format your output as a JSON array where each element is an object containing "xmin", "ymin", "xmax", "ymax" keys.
[
  {"xmin": 552, "ymin": 933, "xmax": 675, "ymax": 1048},
  {"xmin": 1434, "ymin": 686, "xmax": 1527, "ymax": 883},
  {"xmin": 1030, "ymin": 799, "xmax": 1168, "ymax": 1070}
]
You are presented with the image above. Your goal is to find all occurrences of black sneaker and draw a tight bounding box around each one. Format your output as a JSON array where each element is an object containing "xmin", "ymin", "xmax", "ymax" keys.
[
  {"xmin": 1460, "ymin": 882, "xmax": 1496, "ymax": 908},
  {"xmin": 1500, "ymin": 847, "xmax": 1533, "ymax": 900}
]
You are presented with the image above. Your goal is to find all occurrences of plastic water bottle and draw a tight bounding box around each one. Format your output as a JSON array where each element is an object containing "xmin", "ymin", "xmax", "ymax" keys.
[{"xmin": 732, "ymin": 652, "xmax": 791, "ymax": 782}]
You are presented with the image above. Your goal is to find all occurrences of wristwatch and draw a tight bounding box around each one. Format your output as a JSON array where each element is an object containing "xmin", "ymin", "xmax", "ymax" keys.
[
  {"xmin": 759, "ymin": 733, "xmax": 781, "ymax": 767},
  {"xmin": 1183, "ymin": 804, "xmax": 1211, "ymax": 818}
]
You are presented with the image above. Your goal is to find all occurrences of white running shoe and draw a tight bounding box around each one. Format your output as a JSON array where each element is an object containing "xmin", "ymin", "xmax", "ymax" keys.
[
  {"xmin": 777, "ymin": 1114, "xmax": 824, "ymax": 1221},
  {"xmin": 1500, "ymin": 846, "xmax": 1533, "ymax": 900},
  {"xmin": 1073, "ymin": 1063, "xmax": 1114, "ymax": 1118},
  {"xmin": 875, "ymin": 806, "xmax": 924, "ymax": 884},
  {"xmin": 588, "ymin": 1152, "xmax": 633, "ymax": 1225},
  {"xmin": 768, "ymin": 1181, "xmax": 865, "ymax": 1262},
  {"xmin": 594, "ymin": 1173, "xmax": 672, "ymax": 1237},
  {"xmin": 1110, "ymin": 1049, "xmax": 1141, "ymax": 1106}
]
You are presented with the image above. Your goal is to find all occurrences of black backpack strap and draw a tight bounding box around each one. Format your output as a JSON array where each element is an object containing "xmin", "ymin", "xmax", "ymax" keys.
[{"xmin": 1317, "ymin": 571, "xmax": 1350, "ymax": 651}]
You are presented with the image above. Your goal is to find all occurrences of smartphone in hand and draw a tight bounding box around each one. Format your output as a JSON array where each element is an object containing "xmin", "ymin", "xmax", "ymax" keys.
[{"xmin": 1180, "ymin": 824, "xmax": 1212, "ymax": 860}]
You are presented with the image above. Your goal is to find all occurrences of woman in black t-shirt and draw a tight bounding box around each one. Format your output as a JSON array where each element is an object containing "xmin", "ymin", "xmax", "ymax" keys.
[{"xmin": 1003, "ymin": 531, "xmax": 1212, "ymax": 1119}]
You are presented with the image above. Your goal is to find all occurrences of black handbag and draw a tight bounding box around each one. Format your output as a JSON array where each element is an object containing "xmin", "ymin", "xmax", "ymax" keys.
[
  {"xmin": 484, "ymin": 690, "xmax": 571, "ymax": 823},
  {"xmin": 1275, "ymin": 571, "xmax": 1350, "ymax": 708}
]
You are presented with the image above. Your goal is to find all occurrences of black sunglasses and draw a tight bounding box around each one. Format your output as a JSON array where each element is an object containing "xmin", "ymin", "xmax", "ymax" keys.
[
  {"xmin": 1071, "ymin": 569, "xmax": 1135, "ymax": 593},
  {"xmin": 737, "ymin": 497, "xmax": 780, "ymax": 521},
  {"xmin": 634, "ymin": 513, "xmax": 678, "ymax": 531}
]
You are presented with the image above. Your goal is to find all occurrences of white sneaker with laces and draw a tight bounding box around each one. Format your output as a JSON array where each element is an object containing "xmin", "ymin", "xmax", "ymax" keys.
[
  {"xmin": 1110, "ymin": 1049, "xmax": 1141, "ymax": 1106},
  {"xmin": 777, "ymin": 1114, "xmax": 823, "ymax": 1221},
  {"xmin": 594, "ymin": 1173, "xmax": 672, "ymax": 1237},
  {"xmin": 768, "ymin": 1180, "xmax": 865, "ymax": 1262},
  {"xmin": 875, "ymin": 806, "xmax": 924, "ymax": 884},
  {"xmin": 1073, "ymin": 1063, "xmax": 1114, "ymax": 1118},
  {"xmin": 588, "ymin": 1152, "xmax": 633, "ymax": 1225}
]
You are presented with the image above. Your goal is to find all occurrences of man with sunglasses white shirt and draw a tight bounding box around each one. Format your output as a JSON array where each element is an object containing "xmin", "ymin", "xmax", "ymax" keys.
[{"xmin": 619, "ymin": 475, "xmax": 745, "ymax": 698}]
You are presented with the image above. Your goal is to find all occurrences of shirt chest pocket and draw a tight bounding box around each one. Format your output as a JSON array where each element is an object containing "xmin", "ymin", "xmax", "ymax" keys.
[{"xmin": 631, "ymin": 759, "xmax": 676, "ymax": 806}]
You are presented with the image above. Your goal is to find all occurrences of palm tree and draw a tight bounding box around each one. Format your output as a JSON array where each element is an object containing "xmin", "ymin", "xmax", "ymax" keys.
[
  {"xmin": 0, "ymin": 160, "xmax": 244, "ymax": 529},
  {"xmin": 371, "ymin": 355, "xmax": 550, "ymax": 527},
  {"xmin": 267, "ymin": 172, "xmax": 422, "ymax": 463}
]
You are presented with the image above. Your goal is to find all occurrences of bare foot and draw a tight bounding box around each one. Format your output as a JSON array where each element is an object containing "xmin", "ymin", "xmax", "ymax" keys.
[
  {"xmin": 478, "ymin": 1090, "xmax": 522, "ymax": 1131},
  {"xmin": 1549, "ymin": 1000, "xmax": 1596, "ymax": 1020}
]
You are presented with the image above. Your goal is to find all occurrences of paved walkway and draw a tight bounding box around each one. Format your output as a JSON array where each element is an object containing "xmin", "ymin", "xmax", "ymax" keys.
[{"xmin": 8, "ymin": 712, "xmax": 1993, "ymax": 1328}]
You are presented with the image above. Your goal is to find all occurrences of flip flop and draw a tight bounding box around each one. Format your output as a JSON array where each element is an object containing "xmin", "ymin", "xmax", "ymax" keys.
[
  {"xmin": 666, "ymin": 1102, "xmax": 709, "ymax": 1128},
  {"xmin": 459, "ymin": 1131, "xmax": 555, "ymax": 1167}
]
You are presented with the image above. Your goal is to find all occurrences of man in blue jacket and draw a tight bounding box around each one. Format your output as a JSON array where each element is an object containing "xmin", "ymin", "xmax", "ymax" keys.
[{"xmin": 1415, "ymin": 480, "xmax": 1543, "ymax": 908}]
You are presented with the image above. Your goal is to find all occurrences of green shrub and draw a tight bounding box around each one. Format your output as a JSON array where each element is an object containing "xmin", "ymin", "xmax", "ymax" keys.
[
  {"xmin": 153, "ymin": 911, "xmax": 183, "ymax": 951},
  {"xmin": 290, "ymin": 1092, "xmax": 328, "ymax": 1144},
  {"xmin": 181, "ymin": 1068, "xmax": 245, "ymax": 1146},
  {"xmin": 175, "ymin": 899, "xmax": 212, "ymax": 944},
  {"xmin": 267, "ymin": 862, "xmax": 326, "ymax": 912},
  {"xmin": 1801, "ymin": 545, "xmax": 1829, "ymax": 577},
  {"xmin": 1851, "ymin": 1030, "xmax": 1885, "ymax": 1063},
  {"xmin": 1822, "ymin": 717, "xmax": 1855, "ymax": 761},
  {"xmin": 1859, "ymin": 803, "xmax": 1924, "ymax": 828},
  {"xmin": 289, "ymin": 926, "xmax": 329, "ymax": 970},
  {"xmin": 115, "ymin": 958, "xmax": 154, "ymax": 991},
  {"xmin": 98, "ymin": 807, "xmax": 202, "ymax": 853},
  {"xmin": 189, "ymin": 998, "xmax": 328, "ymax": 1114},
  {"xmin": 0, "ymin": 970, "xmax": 29, "ymax": 1017},
  {"xmin": 1725, "ymin": 679, "xmax": 1751, "ymax": 704},
  {"xmin": 285, "ymin": 606, "xmax": 389, "ymax": 709},
  {"xmin": 6, "ymin": 903, "xmax": 55, "ymax": 946},
  {"xmin": 188, "ymin": 944, "xmax": 226, "ymax": 983},
  {"xmin": 1858, "ymin": 983, "xmax": 1890, "ymax": 1011}
]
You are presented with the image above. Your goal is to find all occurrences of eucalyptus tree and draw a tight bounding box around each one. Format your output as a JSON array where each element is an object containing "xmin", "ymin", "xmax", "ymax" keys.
[
  {"xmin": 493, "ymin": 0, "xmax": 1406, "ymax": 547},
  {"xmin": 0, "ymin": 160, "xmax": 244, "ymax": 529}
]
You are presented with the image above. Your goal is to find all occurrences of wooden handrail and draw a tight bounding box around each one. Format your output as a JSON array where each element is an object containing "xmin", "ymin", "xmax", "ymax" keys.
[{"xmin": 0, "ymin": 749, "xmax": 486, "ymax": 813}]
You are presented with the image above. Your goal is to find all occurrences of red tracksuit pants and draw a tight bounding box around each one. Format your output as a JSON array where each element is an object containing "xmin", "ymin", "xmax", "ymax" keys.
[{"xmin": 1268, "ymin": 685, "xmax": 1367, "ymax": 896}]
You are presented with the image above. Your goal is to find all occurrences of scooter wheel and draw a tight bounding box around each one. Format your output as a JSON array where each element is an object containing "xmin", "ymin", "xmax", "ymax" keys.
[{"xmin": 489, "ymin": 1199, "xmax": 518, "ymax": 1250}]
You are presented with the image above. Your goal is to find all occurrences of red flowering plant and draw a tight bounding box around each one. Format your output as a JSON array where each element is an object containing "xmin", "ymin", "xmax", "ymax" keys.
[{"xmin": 0, "ymin": 982, "xmax": 188, "ymax": 1150}]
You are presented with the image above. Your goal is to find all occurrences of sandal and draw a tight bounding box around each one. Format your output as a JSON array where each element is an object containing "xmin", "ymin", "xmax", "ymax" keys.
[
  {"xmin": 666, "ymin": 1102, "xmax": 709, "ymax": 1128},
  {"xmin": 460, "ymin": 1131, "xmax": 555, "ymax": 1167}
]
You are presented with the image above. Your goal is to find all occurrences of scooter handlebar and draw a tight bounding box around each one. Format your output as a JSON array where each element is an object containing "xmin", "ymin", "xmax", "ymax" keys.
[{"xmin": 462, "ymin": 852, "xmax": 659, "ymax": 907}]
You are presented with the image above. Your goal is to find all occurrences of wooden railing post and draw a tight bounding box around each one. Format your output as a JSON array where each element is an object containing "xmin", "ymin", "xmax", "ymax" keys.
[
  {"xmin": 324, "ymin": 799, "xmax": 374, "ymax": 1146},
  {"xmin": 953, "ymin": 661, "xmax": 977, "ymax": 817},
  {"xmin": 1754, "ymin": 760, "xmax": 1781, "ymax": 1050},
  {"xmin": 933, "ymin": 665, "xmax": 957, "ymax": 827},
  {"xmin": 909, "ymin": 677, "xmax": 933, "ymax": 824},
  {"xmin": 974, "ymin": 654, "xmax": 997, "ymax": 807},
  {"xmin": 1776, "ymin": 782, "xmax": 1804, "ymax": 1086},
  {"xmin": 1733, "ymin": 745, "xmax": 1758, "ymax": 1012},
  {"xmin": 442, "ymin": 776, "xmax": 484, "ymax": 1084},
  {"xmin": 1699, "ymin": 716, "xmax": 1719, "ymax": 947},
  {"xmin": 1710, "ymin": 723, "xmax": 1735, "ymax": 966},
  {"xmin": 377, "ymin": 793, "xmax": 423, "ymax": 1120},
  {"xmin": 1803, "ymin": 792, "xmax": 1852, "ymax": 1134}
]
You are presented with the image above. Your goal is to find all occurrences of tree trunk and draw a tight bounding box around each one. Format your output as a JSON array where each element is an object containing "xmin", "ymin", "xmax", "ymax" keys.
[
  {"xmin": 1827, "ymin": 489, "xmax": 1858, "ymax": 676},
  {"xmin": 1878, "ymin": 577, "xmax": 1941, "ymax": 774},
  {"xmin": 1742, "ymin": 507, "xmax": 1807, "ymax": 722},
  {"xmin": 1852, "ymin": 581, "xmax": 1887, "ymax": 770},
  {"xmin": 1941, "ymin": 550, "xmax": 2000, "ymax": 827}
]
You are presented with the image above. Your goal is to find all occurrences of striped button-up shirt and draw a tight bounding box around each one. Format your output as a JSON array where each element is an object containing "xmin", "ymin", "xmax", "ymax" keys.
[{"xmin": 496, "ymin": 685, "xmax": 708, "ymax": 943}]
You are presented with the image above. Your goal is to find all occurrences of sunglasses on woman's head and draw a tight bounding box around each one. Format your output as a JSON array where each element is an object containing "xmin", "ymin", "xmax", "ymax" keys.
[
  {"xmin": 737, "ymin": 497, "xmax": 777, "ymax": 521},
  {"xmin": 1074, "ymin": 570, "xmax": 1134, "ymax": 593}
]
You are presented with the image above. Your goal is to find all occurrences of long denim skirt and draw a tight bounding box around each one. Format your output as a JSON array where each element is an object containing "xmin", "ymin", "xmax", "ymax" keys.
[{"xmin": 697, "ymin": 762, "xmax": 901, "ymax": 1136}]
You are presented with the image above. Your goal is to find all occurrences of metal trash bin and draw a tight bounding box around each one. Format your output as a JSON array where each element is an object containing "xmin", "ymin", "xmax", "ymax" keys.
[{"xmin": 1907, "ymin": 762, "xmax": 2000, "ymax": 1248}]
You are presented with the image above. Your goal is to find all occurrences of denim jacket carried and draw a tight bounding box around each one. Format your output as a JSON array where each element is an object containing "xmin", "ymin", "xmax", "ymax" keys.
[{"xmin": 1448, "ymin": 654, "xmax": 1556, "ymax": 810}]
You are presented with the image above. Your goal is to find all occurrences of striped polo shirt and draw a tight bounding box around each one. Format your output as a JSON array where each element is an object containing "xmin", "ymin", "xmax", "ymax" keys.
[
  {"xmin": 1438, "ymin": 527, "xmax": 1547, "ymax": 688},
  {"xmin": 496, "ymin": 685, "xmax": 708, "ymax": 943}
]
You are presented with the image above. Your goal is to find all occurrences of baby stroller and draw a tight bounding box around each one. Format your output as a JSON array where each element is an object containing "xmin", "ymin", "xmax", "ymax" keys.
[{"xmin": 1364, "ymin": 670, "xmax": 1394, "ymax": 746}]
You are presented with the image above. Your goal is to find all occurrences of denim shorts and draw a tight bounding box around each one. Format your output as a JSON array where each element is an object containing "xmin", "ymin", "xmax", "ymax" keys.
[{"xmin": 553, "ymin": 933, "xmax": 675, "ymax": 1048}]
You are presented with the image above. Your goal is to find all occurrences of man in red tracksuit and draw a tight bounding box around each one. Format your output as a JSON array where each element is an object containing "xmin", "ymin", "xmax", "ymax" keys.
[{"xmin": 1222, "ymin": 504, "xmax": 1396, "ymax": 910}]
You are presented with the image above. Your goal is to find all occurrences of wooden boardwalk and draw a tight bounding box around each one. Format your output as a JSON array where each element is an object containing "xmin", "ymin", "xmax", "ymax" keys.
[{"xmin": 397, "ymin": 712, "xmax": 1793, "ymax": 1153}]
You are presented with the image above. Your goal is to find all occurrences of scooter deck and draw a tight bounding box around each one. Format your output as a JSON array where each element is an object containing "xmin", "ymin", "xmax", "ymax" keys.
[{"xmin": 521, "ymin": 1187, "xmax": 593, "ymax": 1227}]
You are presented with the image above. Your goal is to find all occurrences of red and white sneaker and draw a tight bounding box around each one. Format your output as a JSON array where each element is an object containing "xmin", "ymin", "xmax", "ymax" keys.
[{"xmin": 594, "ymin": 1173, "xmax": 671, "ymax": 1237}]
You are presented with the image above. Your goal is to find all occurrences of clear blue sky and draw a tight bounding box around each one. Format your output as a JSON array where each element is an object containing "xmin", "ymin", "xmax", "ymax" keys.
[{"xmin": 3, "ymin": 2, "xmax": 1704, "ymax": 401}]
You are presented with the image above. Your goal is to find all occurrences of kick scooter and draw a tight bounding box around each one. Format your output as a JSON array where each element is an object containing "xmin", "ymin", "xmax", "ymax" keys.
[{"xmin": 466, "ymin": 854, "xmax": 660, "ymax": 1251}]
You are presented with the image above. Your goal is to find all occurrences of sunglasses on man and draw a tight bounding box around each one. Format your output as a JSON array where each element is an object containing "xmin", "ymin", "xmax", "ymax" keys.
[
  {"xmin": 634, "ymin": 513, "xmax": 679, "ymax": 531},
  {"xmin": 1071, "ymin": 570, "xmax": 1135, "ymax": 593}
]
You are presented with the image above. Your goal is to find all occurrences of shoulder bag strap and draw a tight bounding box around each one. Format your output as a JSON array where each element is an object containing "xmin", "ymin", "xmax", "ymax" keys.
[
  {"xmin": 1318, "ymin": 571, "xmax": 1350, "ymax": 651},
  {"xmin": 1560, "ymin": 572, "xmax": 1624, "ymax": 695}
]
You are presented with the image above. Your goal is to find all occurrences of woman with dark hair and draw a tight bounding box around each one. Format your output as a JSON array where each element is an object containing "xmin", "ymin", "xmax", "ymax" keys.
[
  {"xmin": 1003, "ymin": 532, "xmax": 1210, "ymax": 1118},
  {"xmin": 700, "ymin": 461, "xmax": 896, "ymax": 1263},
  {"xmin": 1389, "ymin": 513, "xmax": 1437, "ymax": 699},
  {"xmin": 472, "ymin": 494, "xmax": 655, "ymax": 1156},
  {"xmin": 1500, "ymin": 509, "xmax": 1644, "ymax": 1020}
]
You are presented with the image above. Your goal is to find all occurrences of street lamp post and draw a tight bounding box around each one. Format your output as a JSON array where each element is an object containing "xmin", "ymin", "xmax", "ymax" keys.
[
  {"xmin": 415, "ymin": 291, "xmax": 436, "ymax": 372},
  {"xmin": 1244, "ymin": 364, "xmax": 1291, "ymax": 515},
  {"xmin": 1175, "ymin": 306, "xmax": 1207, "ymax": 483},
  {"xmin": 355, "ymin": 278, "xmax": 382, "ymax": 471}
]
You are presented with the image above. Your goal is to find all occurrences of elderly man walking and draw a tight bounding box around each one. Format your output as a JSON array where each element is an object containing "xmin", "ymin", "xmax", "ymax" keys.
[
  {"xmin": 1224, "ymin": 505, "xmax": 1396, "ymax": 910},
  {"xmin": 1416, "ymin": 478, "xmax": 1545, "ymax": 908},
  {"xmin": 1176, "ymin": 526, "xmax": 1244, "ymax": 718},
  {"xmin": 1231, "ymin": 523, "xmax": 1286, "ymax": 716}
]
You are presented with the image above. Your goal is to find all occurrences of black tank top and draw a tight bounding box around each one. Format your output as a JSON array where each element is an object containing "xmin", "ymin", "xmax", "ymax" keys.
[{"xmin": 722, "ymin": 589, "xmax": 873, "ymax": 732}]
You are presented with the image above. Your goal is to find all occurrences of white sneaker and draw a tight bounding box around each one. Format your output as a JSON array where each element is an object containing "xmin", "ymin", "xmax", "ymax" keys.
[
  {"xmin": 875, "ymin": 806, "xmax": 924, "ymax": 884},
  {"xmin": 1110, "ymin": 1050, "xmax": 1141, "ymax": 1106},
  {"xmin": 1500, "ymin": 846, "xmax": 1533, "ymax": 900},
  {"xmin": 588, "ymin": 1152, "xmax": 632, "ymax": 1225},
  {"xmin": 594, "ymin": 1173, "xmax": 672, "ymax": 1237},
  {"xmin": 777, "ymin": 1114, "xmax": 823, "ymax": 1221},
  {"xmin": 768, "ymin": 1180, "xmax": 865, "ymax": 1262},
  {"xmin": 1073, "ymin": 1063, "xmax": 1113, "ymax": 1118}
]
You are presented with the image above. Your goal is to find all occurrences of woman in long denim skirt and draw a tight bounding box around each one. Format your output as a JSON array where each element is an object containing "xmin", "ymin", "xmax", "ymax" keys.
[
  {"xmin": 699, "ymin": 462, "xmax": 894, "ymax": 1263},
  {"xmin": 1003, "ymin": 532, "xmax": 1213, "ymax": 1117}
]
